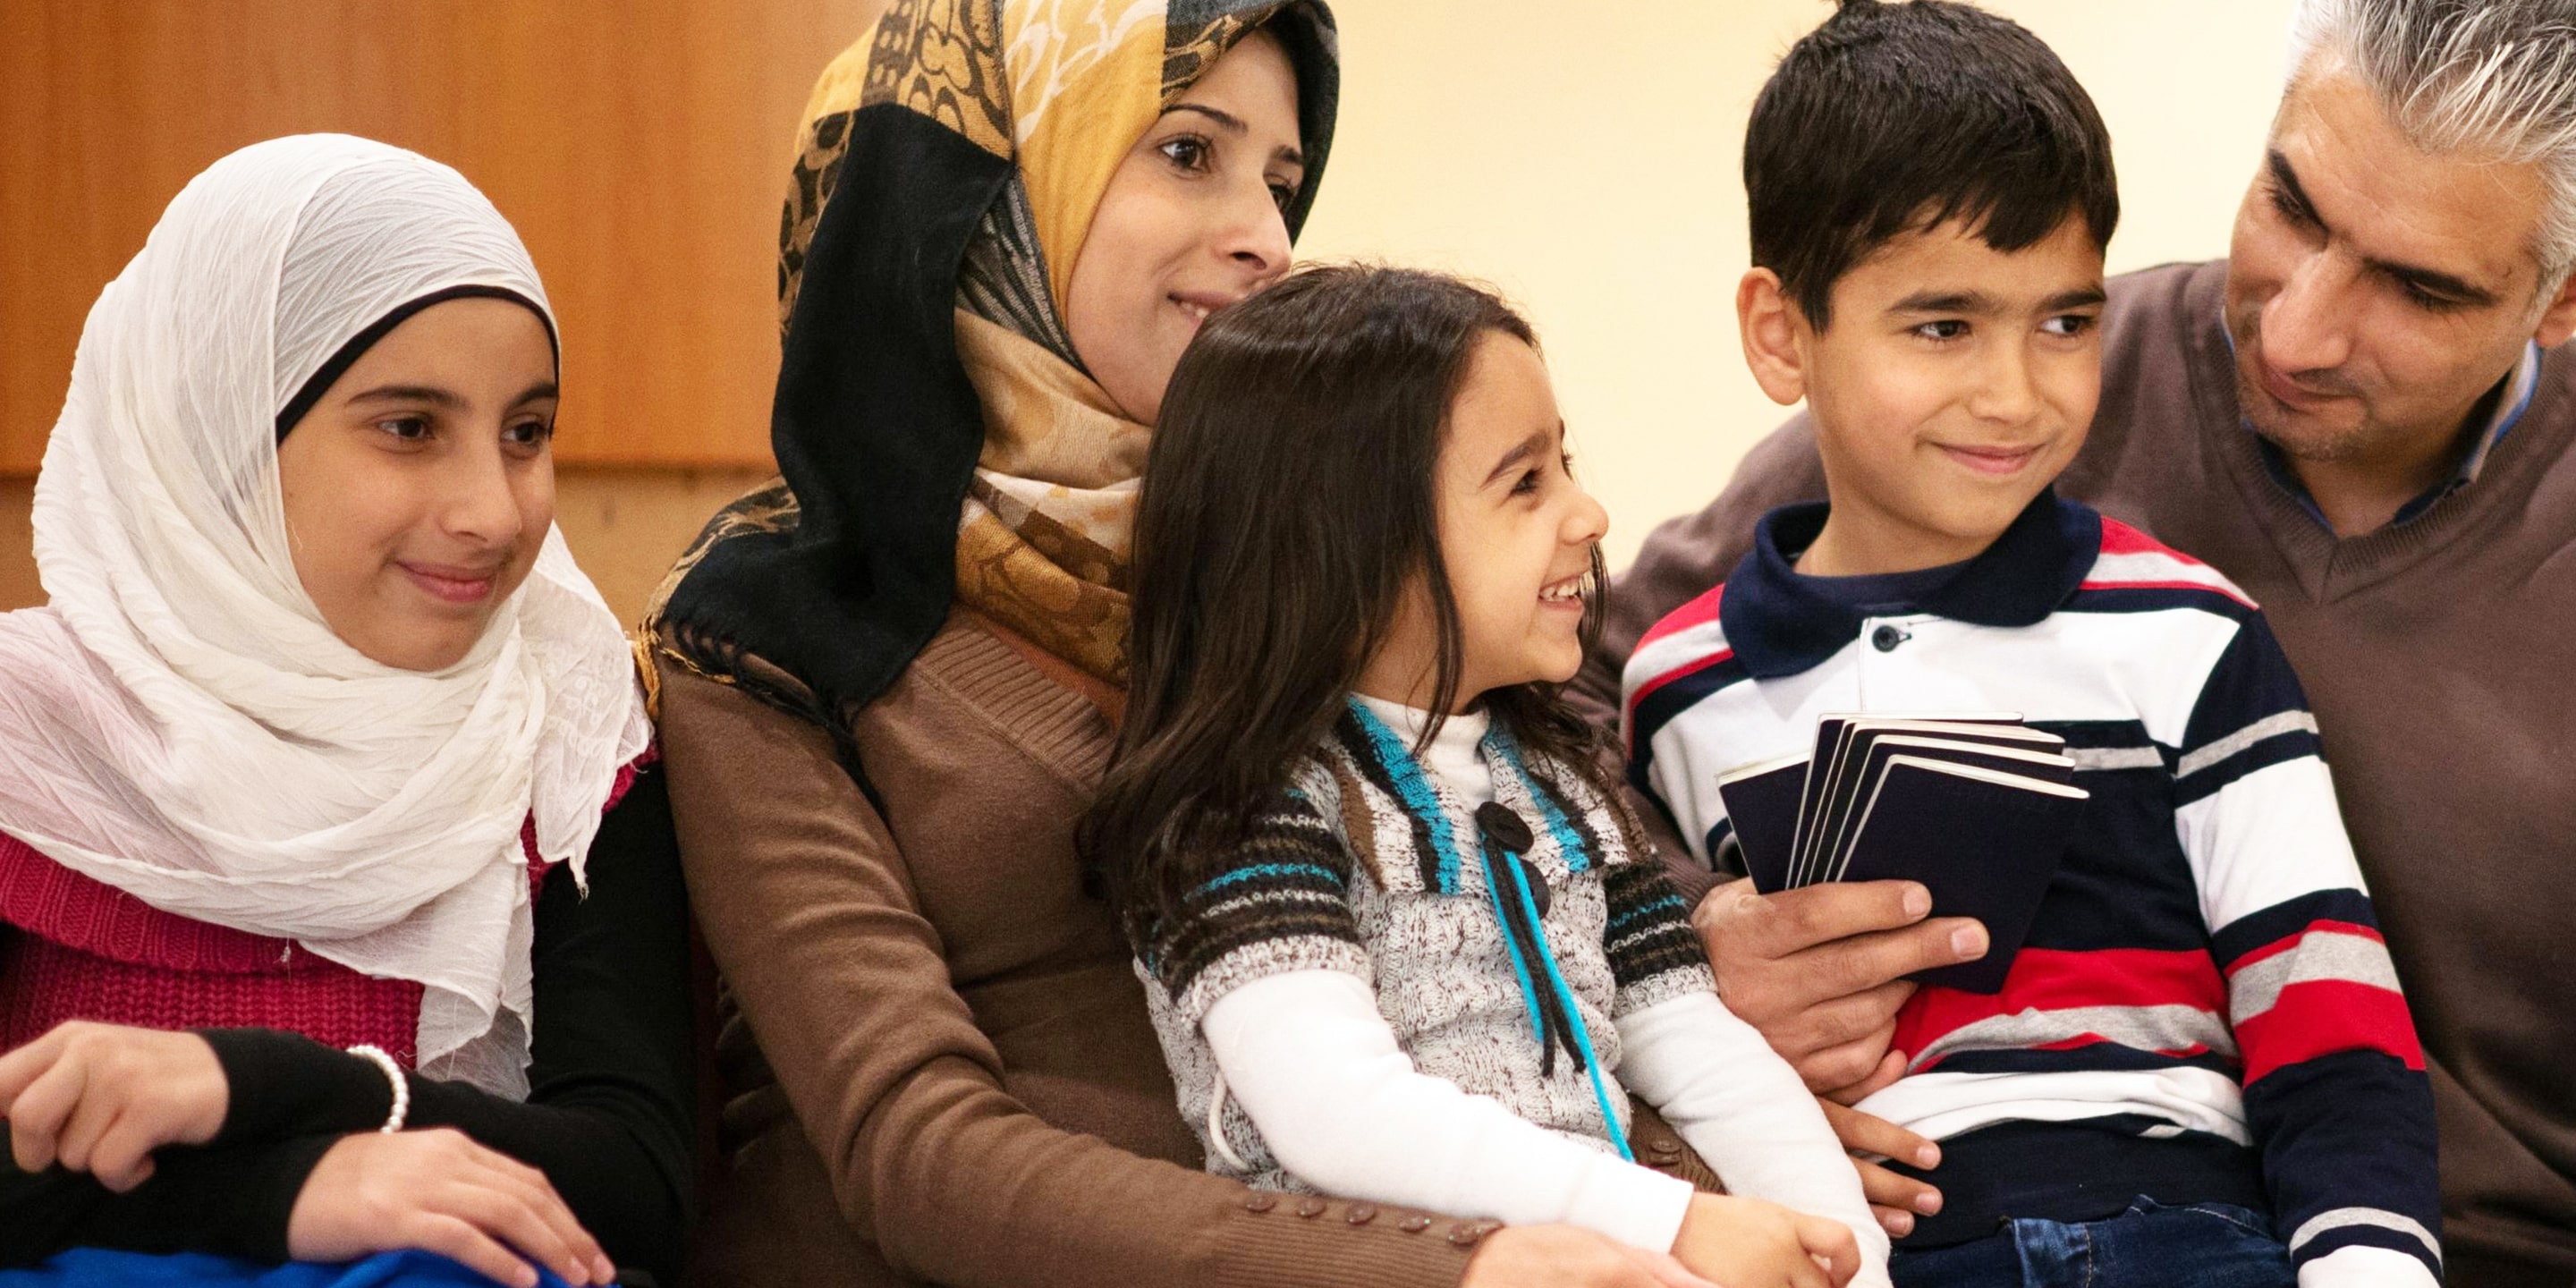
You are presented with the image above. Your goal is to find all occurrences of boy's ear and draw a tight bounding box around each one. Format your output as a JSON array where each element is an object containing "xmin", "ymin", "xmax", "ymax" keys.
[
  {"xmin": 1736, "ymin": 268, "xmax": 1809, "ymax": 408},
  {"xmin": 2536, "ymin": 268, "xmax": 2576, "ymax": 350}
]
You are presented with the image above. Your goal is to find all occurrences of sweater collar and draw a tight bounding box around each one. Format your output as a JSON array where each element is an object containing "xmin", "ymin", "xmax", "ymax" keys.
[{"xmin": 1718, "ymin": 487, "xmax": 2103, "ymax": 679}]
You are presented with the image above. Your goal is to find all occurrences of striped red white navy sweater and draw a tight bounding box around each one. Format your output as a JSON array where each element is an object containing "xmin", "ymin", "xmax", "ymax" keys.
[{"xmin": 1622, "ymin": 493, "xmax": 2439, "ymax": 1285}]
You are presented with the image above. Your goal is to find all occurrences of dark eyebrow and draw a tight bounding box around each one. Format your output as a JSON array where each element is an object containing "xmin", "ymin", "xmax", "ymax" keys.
[
  {"xmin": 1482, "ymin": 424, "xmax": 1561, "ymax": 487},
  {"xmin": 2044, "ymin": 286, "xmax": 2108, "ymax": 311},
  {"xmin": 1890, "ymin": 290, "xmax": 1994, "ymax": 315},
  {"xmin": 2372, "ymin": 258, "xmax": 2497, "ymax": 309},
  {"xmin": 344, "ymin": 384, "xmax": 463, "ymax": 410},
  {"xmin": 1166, "ymin": 103, "xmax": 1306, "ymax": 167},
  {"xmin": 2266, "ymin": 150, "xmax": 2321, "ymax": 226},
  {"xmin": 2269, "ymin": 149, "xmax": 2497, "ymax": 308},
  {"xmin": 343, "ymin": 381, "xmax": 559, "ymax": 411}
]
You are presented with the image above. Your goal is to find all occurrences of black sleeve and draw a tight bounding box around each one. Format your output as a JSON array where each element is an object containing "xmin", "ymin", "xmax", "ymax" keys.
[
  {"xmin": 0, "ymin": 772, "xmax": 697, "ymax": 1283},
  {"xmin": 0, "ymin": 1135, "xmax": 336, "ymax": 1267}
]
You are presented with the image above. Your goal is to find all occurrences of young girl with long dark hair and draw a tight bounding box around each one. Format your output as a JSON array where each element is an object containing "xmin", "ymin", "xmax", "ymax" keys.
[{"xmin": 1087, "ymin": 266, "xmax": 1891, "ymax": 1288}]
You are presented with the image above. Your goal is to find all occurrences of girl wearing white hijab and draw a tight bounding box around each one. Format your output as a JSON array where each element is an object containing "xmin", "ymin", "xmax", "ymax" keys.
[{"xmin": 0, "ymin": 135, "xmax": 689, "ymax": 1288}]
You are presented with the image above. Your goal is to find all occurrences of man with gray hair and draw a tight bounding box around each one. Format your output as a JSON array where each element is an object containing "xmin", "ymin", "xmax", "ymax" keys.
[{"xmin": 1579, "ymin": 1, "xmax": 2576, "ymax": 1282}]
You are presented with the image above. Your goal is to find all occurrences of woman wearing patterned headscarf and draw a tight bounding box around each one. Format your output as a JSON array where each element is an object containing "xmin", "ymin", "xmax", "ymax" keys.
[
  {"xmin": 646, "ymin": 5, "xmax": 1724, "ymax": 1288},
  {"xmin": 0, "ymin": 135, "xmax": 691, "ymax": 1288}
]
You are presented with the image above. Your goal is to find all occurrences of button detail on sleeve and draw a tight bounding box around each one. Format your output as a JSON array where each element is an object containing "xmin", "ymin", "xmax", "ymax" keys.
[
  {"xmin": 1871, "ymin": 624, "xmax": 1908, "ymax": 652},
  {"xmin": 1398, "ymin": 1216, "xmax": 1433, "ymax": 1233},
  {"xmin": 1346, "ymin": 1203, "xmax": 1378, "ymax": 1225},
  {"xmin": 1243, "ymin": 1192, "xmax": 1277, "ymax": 1213},
  {"xmin": 1447, "ymin": 1221, "xmax": 1499, "ymax": 1247},
  {"xmin": 1296, "ymin": 1197, "xmax": 1328, "ymax": 1218}
]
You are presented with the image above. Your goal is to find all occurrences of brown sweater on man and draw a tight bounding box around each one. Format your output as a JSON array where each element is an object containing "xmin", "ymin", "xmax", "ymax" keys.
[
  {"xmin": 657, "ymin": 609, "xmax": 1722, "ymax": 1288},
  {"xmin": 1573, "ymin": 258, "xmax": 2576, "ymax": 1285}
]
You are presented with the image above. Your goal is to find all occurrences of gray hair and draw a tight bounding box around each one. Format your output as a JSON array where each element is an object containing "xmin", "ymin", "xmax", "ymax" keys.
[{"xmin": 2288, "ymin": 0, "xmax": 2576, "ymax": 290}]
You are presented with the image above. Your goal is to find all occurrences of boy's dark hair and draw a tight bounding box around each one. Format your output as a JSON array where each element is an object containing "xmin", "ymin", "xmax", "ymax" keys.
[
  {"xmin": 1082, "ymin": 264, "xmax": 1612, "ymax": 949},
  {"xmin": 1748, "ymin": 0, "xmax": 2119, "ymax": 328}
]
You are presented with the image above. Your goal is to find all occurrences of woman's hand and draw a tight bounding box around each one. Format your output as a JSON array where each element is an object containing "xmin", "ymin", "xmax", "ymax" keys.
[
  {"xmin": 1669, "ymin": 1193, "xmax": 1860, "ymax": 1288},
  {"xmin": 0, "ymin": 1021, "xmax": 227, "ymax": 1191},
  {"xmin": 1462, "ymin": 1224, "xmax": 1721, "ymax": 1288},
  {"xmin": 1818, "ymin": 1091, "xmax": 1944, "ymax": 1239},
  {"xmin": 287, "ymin": 1129, "xmax": 616, "ymax": 1288}
]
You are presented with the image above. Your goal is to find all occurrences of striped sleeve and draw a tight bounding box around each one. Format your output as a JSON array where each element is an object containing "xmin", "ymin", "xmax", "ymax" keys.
[
  {"xmin": 2176, "ymin": 613, "xmax": 2441, "ymax": 1283},
  {"xmin": 1147, "ymin": 786, "xmax": 1373, "ymax": 1030},
  {"xmin": 1600, "ymin": 861, "xmax": 1715, "ymax": 1017}
]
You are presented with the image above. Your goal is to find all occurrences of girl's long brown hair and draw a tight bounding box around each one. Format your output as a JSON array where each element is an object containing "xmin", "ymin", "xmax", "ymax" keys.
[{"xmin": 1082, "ymin": 265, "xmax": 1612, "ymax": 949}]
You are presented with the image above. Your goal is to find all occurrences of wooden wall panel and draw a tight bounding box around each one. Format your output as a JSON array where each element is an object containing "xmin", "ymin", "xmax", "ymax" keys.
[{"xmin": 0, "ymin": 0, "xmax": 888, "ymax": 474}]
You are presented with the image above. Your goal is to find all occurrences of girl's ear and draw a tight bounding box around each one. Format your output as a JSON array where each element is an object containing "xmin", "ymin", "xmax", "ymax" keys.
[{"xmin": 1736, "ymin": 268, "xmax": 1810, "ymax": 408}]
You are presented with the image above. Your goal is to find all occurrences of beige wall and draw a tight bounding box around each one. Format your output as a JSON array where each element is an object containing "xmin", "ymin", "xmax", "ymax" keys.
[
  {"xmin": 3, "ymin": 1, "xmax": 2301, "ymax": 616},
  {"xmin": 1297, "ymin": 0, "xmax": 2299, "ymax": 568}
]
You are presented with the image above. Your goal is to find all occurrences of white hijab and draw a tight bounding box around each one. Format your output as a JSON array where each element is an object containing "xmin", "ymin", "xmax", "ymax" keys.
[{"xmin": 0, "ymin": 134, "xmax": 652, "ymax": 1096}]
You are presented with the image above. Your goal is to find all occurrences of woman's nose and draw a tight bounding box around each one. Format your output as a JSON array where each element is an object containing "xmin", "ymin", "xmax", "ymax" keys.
[{"xmin": 1217, "ymin": 187, "xmax": 1291, "ymax": 277}]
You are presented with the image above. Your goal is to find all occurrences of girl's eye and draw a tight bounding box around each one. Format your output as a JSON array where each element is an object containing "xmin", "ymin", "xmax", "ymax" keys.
[
  {"xmin": 503, "ymin": 419, "xmax": 555, "ymax": 450},
  {"xmin": 1512, "ymin": 468, "xmax": 1544, "ymax": 496},
  {"xmin": 1158, "ymin": 135, "xmax": 1211, "ymax": 173},
  {"xmin": 376, "ymin": 415, "xmax": 432, "ymax": 442},
  {"xmin": 2040, "ymin": 314, "xmax": 2097, "ymax": 338},
  {"xmin": 1913, "ymin": 319, "xmax": 1970, "ymax": 343}
]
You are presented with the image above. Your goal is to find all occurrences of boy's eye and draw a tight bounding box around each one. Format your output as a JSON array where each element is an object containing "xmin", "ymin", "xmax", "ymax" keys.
[
  {"xmin": 2039, "ymin": 314, "xmax": 2097, "ymax": 338},
  {"xmin": 1158, "ymin": 135, "xmax": 1211, "ymax": 172},
  {"xmin": 1912, "ymin": 319, "xmax": 1970, "ymax": 342}
]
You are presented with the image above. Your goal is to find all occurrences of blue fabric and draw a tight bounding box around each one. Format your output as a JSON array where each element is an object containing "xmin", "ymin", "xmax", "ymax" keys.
[
  {"xmin": 1891, "ymin": 1198, "xmax": 2295, "ymax": 1288},
  {"xmin": 0, "ymin": 1250, "xmax": 573, "ymax": 1288}
]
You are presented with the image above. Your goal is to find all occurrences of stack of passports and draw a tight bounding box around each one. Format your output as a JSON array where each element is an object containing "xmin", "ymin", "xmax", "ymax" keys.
[{"xmin": 1716, "ymin": 714, "xmax": 2088, "ymax": 993}]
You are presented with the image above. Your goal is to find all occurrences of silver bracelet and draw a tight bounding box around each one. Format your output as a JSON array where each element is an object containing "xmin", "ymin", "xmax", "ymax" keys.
[{"xmin": 346, "ymin": 1044, "xmax": 410, "ymax": 1133}]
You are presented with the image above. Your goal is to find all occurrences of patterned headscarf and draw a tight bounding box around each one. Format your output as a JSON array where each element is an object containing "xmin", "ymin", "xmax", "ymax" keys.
[{"xmin": 649, "ymin": 0, "xmax": 1337, "ymax": 727}]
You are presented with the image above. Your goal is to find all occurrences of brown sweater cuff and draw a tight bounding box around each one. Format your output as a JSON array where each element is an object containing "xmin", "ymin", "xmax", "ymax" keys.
[{"xmin": 1208, "ymin": 1191, "xmax": 1482, "ymax": 1288}]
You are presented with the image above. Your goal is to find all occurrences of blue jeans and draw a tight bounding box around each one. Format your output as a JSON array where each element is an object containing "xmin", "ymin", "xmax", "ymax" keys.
[{"xmin": 1892, "ymin": 1197, "xmax": 2295, "ymax": 1288}]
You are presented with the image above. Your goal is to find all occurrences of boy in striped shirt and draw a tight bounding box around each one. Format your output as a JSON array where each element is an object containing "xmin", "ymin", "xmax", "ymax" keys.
[{"xmin": 1620, "ymin": 3, "xmax": 2438, "ymax": 1285}]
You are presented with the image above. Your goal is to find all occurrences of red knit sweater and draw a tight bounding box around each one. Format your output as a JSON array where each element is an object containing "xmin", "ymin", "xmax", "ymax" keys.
[{"xmin": 0, "ymin": 759, "xmax": 646, "ymax": 1065}]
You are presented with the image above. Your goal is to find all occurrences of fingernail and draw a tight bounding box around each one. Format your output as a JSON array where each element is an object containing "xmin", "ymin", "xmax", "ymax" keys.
[
  {"xmin": 1916, "ymin": 1191, "xmax": 1944, "ymax": 1215},
  {"xmin": 1902, "ymin": 886, "xmax": 1931, "ymax": 918},
  {"xmin": 1952, "ymin": 925, "xmax": 1987, "ymax": 959},
  {"xmin": 597, "ymin": 1257, "xmax": 617, "ymax": 1284},
  {"xmin": 1884, "ymin": 1211, "xmax": 1914, "ymax": 1236},
  {"xmin": 1915, "ymin": 1144, "xmax": 1940, "ymax": 1168},
  {"xmin": 515, "ymin": 1268, "xmax": 538, "ymax": 1288}
]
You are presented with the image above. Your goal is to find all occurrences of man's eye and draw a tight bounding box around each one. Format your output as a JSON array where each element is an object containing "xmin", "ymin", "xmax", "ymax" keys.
[
  {"xmin": 2270, "ymin": 188, "xmax": 2317, "ymax": 230},
  {"xmin": 1913, "ymin": 319, "xmax": 1970, "ymax": 342},
  {"xmin": 2399, "ymin": 280, "xmax": 2464, "ymax": 313},
  {"xmin": 1158, "ymin": 135, "xmax": 1211, "ymax": 171}
]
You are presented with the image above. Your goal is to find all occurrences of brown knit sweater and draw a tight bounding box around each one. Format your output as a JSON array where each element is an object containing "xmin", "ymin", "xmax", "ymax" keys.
[
  {"xmin": 658, "ymin": 609, "xmax": 1720, "ymax": 1288},
  {"xmin": 1575, "ymin": 258, "xmax": 2576, "ymax": 1284}
]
